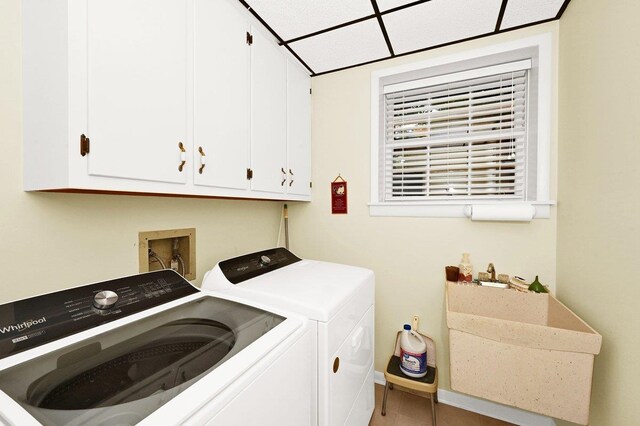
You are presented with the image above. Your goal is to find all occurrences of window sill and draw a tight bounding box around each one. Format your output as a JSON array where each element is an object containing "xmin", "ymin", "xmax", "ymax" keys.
[{"xmin": 368, "ymin": 201, "xmax": 554, "ymax": 220}]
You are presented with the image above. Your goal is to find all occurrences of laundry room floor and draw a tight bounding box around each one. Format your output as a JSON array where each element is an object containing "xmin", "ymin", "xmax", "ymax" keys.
[{"xmin": 370, "ymin": 384, "xmax": 514, "ymax": 426}]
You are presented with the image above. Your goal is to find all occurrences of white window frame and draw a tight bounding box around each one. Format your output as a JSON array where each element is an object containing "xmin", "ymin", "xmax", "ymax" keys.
[{"xmin": 370, "ymin": 33, "xmax": 555, "ymax": 219}]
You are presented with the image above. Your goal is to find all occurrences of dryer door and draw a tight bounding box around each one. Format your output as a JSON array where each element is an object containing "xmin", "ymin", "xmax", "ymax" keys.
[{"xmin": 324, "ymin": 306, "xmax": 374, "ymax": 426}]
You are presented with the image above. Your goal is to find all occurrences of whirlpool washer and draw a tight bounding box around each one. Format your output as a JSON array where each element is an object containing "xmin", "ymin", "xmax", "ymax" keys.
[
  {"xmin": 202, "ymin": 248, "xmax": 375, "ymax": 426},
  {"xmin": 0, "ymin": 270, "xmax": 315, "ymax": 425}
]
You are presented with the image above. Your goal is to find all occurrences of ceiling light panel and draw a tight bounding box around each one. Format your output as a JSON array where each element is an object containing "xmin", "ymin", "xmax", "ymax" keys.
[
  {"xmin": 383, "ymin": 0, "xmax": 503, "ymax": 55},
  {"xmin": 288, "ymin": 18, "xmax": 390, "ymax": 74},
  {"xmin": 244, "ymin": 0, "xmax": 374, "ymax": 41},
  {"xmin": 500, "ymin": 0, "xmax": 565, "ymax": 29},
  {"xmin": 376, "ymin": 0, "xmax": 422, "ymax": 12}
]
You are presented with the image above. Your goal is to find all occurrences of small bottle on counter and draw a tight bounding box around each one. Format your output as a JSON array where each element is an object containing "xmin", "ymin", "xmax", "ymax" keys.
[{"xmin": 458, "ymin": 253, "xmax": 473, "ymax": 282}]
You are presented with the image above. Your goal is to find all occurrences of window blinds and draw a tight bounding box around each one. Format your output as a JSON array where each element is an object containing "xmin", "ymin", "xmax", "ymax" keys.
[{"xmin": 383, "ymin": 61, "xmax": 530, "ymax": 202}]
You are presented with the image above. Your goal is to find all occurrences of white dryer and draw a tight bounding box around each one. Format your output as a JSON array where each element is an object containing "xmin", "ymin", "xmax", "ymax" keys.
[{"xmin": 202, "ymin": 248, "xmax": 375, "ymax": 426}]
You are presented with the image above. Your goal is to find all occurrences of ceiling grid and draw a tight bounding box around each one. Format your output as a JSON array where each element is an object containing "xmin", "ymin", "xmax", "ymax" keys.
[{"xmin": 239, "ymin": 0, "xmax": 573, "ymax": 76}]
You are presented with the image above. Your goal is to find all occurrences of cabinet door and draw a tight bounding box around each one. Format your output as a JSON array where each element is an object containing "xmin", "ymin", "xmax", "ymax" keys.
[
  {"xmin": 286, "ymin": 60, "xmax": 312, "ymax": 196},
  {"xmin": 250, "ymin": 29, "xmax": 287, "ymax": 194},
  {"xmin": 86, "ymin": 0, "xmax": 188, "ymax": 184},
  {"xmin": 193, "ymin": 0, "xmax": 250, "ymax": 190}
]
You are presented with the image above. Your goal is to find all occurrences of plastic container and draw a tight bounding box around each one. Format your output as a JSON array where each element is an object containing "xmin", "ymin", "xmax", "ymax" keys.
[
  {"xmin": 399, "ymin": 324, "xmax": 427, "ymax": 378},
  {"xmin": 458, "ymin": 253, "xmax": 473, "ymax": 282}
]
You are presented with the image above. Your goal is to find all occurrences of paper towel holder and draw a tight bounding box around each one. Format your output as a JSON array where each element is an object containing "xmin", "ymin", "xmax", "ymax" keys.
[{"xmin": 464, "ymin": 204, "xmax": 537, "ymax": 222}]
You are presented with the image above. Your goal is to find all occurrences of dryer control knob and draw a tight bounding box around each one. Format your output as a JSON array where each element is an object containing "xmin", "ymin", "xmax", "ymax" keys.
[
  {"xmin": 259, "ymin": 255, "xmax": 271, "ymax": 266},
  {"xmin": 93, "ymin": 290, "xmax": 119, "ymax": 310}
]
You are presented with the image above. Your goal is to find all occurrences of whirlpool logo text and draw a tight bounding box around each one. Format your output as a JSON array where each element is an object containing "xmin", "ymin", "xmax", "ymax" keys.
[{"xmin": 0, "ymin": 317, "xmax": 47, "ymax": 334}]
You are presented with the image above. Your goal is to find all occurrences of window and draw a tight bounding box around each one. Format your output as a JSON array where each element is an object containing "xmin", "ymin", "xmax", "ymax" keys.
[
  {"xmin": 370, "ymin": 34, "xmax": 554, "ymax": 219},
  {"xmin": 384, "ymin": 61, "xmax": 529, "ymax": 201}
]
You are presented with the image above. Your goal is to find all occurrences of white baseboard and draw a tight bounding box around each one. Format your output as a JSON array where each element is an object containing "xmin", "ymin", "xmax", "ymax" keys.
[{"xmin": 374, "ymin": 371, "xmax": 555, "ymax": 426}]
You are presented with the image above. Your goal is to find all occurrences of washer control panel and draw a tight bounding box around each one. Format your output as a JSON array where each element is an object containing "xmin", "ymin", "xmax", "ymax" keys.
[
  {"xmin": 0, "ymin": 270, "xmax": 199, "ymax": 360},
  {"xmin": 218, "ymin": 248, "xmax": 301, "ymax": 284}
]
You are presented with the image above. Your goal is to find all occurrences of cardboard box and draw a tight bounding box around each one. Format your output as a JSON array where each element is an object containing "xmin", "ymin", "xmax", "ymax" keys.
[{"xmin": 446, "ymin": 281, "xmax": 602, "ymax": 425}]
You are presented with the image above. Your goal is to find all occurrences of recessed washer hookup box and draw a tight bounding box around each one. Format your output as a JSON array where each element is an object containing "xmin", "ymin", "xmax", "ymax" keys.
[{"xmin": 445, "ymin": 281, "xmax": 602, "ymax": 425}]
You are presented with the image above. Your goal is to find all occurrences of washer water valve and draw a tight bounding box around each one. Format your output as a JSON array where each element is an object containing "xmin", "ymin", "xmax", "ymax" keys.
[{"xmin": 138, "ymin": 228, "xmax": 195, "ymax": 280}]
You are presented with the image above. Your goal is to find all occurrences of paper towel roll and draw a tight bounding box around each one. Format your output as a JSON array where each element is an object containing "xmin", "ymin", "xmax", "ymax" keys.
[{"xmin": 467, "ymin": 204, "xmax": 535, "ymax": 221}]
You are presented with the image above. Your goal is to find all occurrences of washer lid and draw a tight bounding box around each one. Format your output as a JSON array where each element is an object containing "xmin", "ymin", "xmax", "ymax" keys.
[
  {"xmin": 0, "ymin": 294, "xmax": 289, "ymax": 425},
  {"xmin": 205, "ymin": 254, "xmax": 374, "ymax": 322}
]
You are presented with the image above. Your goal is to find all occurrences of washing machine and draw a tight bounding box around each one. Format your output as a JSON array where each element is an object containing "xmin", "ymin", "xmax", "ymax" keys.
[
  {"xmin": 0, "ymin": 269, "xmax": 315, "ymax": 426},
  {"xmin": 202, "ymin": 248, "xmax": 375, "ymax": 426}
]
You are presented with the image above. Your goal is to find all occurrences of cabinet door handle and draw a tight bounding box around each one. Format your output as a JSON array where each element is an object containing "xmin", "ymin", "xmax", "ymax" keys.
[
  {"xmin": 281, "ymin": 167, "xmax": 286, "ymax": 186},
  {"xmin": 178, "ymin": 142, "xmax": 186, "ymax": 172},
  {"xmin": 80, "ymin": 134, "xmax": 90, "ymax": 156},
  {"xmin": 289, "ymin": 169, "xmax": 294, "ymax": 187},
  {"xmin": 198, "ymin": 146, "xmax": 206, "ymax": 174}
]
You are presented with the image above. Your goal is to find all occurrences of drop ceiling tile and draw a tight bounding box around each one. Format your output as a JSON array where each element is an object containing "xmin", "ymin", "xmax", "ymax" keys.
[
  {"xmin": 383, "ymin": 0, "xmax": 503, "ymax": 55},
  {"xmin": 500, "ymin": 0, "xmax": 565, "ymax": 29},
  {"xmin": 376, "ymin": 0, "xmax": 420, "ymax": 12},
  {"xmin": 245, "ymin": 0, "xmax": 374, "ymax": 41},
  {"xmin": 289, "ymin": 18, "xmax": 390, "ymax": 74}
]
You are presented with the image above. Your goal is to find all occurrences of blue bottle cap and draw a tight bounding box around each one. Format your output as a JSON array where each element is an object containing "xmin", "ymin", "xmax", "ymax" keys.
[{"xmin": 404, "ymin": 324, "xmax": 411, "ymax": 330}]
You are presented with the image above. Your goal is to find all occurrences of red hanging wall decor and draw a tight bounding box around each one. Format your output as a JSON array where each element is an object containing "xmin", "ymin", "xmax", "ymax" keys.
[{"xmin": 331, "ymin": 174, "xmax": 348, "ymax": 214}]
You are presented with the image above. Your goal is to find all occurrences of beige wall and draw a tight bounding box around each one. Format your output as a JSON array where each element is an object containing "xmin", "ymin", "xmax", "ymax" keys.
[
  {"xmin": 5, "ymin": 0, "xmax": 633, "ymax": 422},
  {"xmin": 0, "ymin": 0, "xmax": 283, "ymax": 304},
  {"xmin": 290, "ymin": 22, "xmax": 560, "ymax": 390},
  {"xmin": 557, "ymin": 1, "xmax": 640, "ymax": 425}
]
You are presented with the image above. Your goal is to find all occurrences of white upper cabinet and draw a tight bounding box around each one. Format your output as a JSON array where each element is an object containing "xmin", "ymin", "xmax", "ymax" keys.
[
  {"xmin": 250, "ymin": 28, "xmax": 288, "ymax": 195},
  {"xmin": 193, "ymin": 0, "xmax": 251, "ymax": 190},
  {"xmin": 87, "ymin": 0, "xmax": 188, "ymax": 184},
  {"xmin": 286, "ymin": 60, "xmax": 312, "ymax": 196},
  {"xmin": 22, "ymin": 0, "xmax": 310, "ymax": 201}
]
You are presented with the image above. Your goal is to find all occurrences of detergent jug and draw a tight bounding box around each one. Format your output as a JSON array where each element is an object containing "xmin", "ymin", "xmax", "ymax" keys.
[{"xmin": 399, "ymin": 324, "xmax": 427, "ymax": 378}]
